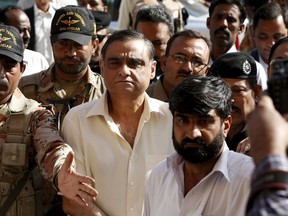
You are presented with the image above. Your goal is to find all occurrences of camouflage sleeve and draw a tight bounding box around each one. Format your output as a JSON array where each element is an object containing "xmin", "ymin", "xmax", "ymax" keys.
[{"xmin": 30, "ymin": 106, "xmax": 73, "ymax": 182}]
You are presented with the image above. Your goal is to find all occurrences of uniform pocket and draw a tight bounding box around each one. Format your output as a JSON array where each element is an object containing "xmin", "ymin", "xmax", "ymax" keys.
[{"xmin": 2, "ymin": 143, "xmax": 26, "ymax": 166}]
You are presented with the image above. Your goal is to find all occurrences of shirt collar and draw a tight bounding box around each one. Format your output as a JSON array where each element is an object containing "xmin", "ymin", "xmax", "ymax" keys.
[
  {"xmin": 34, "ymin": 3, "xmax": 55, "ymax": 16},
  {"xmin": 209, "ymin": 45, "xmax": 238, "ymax": 66},
  {"xmin": 38, "ymin": 65, "xmax": 98, "ymax": 92},
  {"xmin": 167, "ymin": 143, "xmax": 231, "ymax": 182},
  {"xmin": 86, "ymin": 92, "xmax": 168, "ymax": 119},
  {"xmin": 8, "ymin": 88, "xmax": 32, "ymax": 112},
  {"xmin": 258, "ymin": 54, "xmax": 268, "ymax": 71}
]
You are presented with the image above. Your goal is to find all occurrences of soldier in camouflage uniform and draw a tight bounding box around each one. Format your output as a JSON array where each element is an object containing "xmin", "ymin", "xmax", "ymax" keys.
[
  {"xmin": 19, "ymin": 6, "xmax": 106, "ymax": 127},
  {"xmin": 0, "ymin": 24, "xmax": 97, "ymax": 215}
]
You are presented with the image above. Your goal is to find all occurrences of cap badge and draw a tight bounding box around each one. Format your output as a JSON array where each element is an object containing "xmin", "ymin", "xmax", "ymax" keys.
[
  {"xmin": 61, "ymin": 16, "xmax": 79, "ymax": 26},
  {"xmin": 0, "ymin": 34, "xmax": 11, "ymax": 43},
  {"xmin": 242, "ymin": 60, "xmax": 251, "ymax": 74}
]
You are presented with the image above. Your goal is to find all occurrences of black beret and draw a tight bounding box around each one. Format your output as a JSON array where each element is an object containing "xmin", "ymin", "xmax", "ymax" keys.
[
  {"xmin": 208, "ymin": 52, "xmax": 257, "ymax": 79},
  {"xmin": 91, "ymin": 11, "xmax": 111, "ymax": 31}
]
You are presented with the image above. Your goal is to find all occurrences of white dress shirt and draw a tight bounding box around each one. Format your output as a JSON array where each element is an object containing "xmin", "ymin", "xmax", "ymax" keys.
[
  {"xmin": 61, "ymin": 92, "xmax": 175, "ymax": 216},
  {"xmin": 34, "ymin": 4, "xmax": 55, "ymax": 65},
  {"xmin": 143, "ymin": 145, "xmax": 254, "ymax": 216}
]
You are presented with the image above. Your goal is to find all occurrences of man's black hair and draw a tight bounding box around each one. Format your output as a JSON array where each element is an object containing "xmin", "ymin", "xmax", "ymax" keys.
[{"xmin": 169, "ymin": 75, "xmax": 232, "ymax": 121}]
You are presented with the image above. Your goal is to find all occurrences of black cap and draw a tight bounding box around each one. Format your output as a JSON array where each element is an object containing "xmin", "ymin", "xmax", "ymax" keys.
[
  {"xmin": 91, "ymin": 11, "xmax": 111, "ymax": 31},
  {"xmin": 50, "ymin": 5, "xmax": 96, "ymax": 45},
  {"xmin": 0, "ymin": 24, "xmax": 24, "ymax": 62},
  {"xmin": 208, "ymin": 52, "xmax": 257, "ymax": 79}
]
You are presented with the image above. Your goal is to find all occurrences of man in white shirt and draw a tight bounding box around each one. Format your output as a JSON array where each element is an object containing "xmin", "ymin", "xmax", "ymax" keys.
[
  {"xmin": 207, "ymin": 0, "xmax": 268, "ymax": 90},
  {"xmin": 206, "ymin": 0, "xmax": 246, "ymax": 65},
  {"xmin": 61, "ymin": 29, "xmax": 175, "ymax": 216},
  {"xmin": 25, "ymin": 0, "xmax": 56, "ymax": 64},
  {"xmin": 250, "ymin": 2, "xmax": 287, "ymax": 73},
  {"xmin": 0, "ymin": 6, "xmax": 49, "ymax": 76},
  {"xmin": 17, "ymin": 0, "xmax": 78, "ymax": 10},
  {"xmin": 143, "ymin": 75, "xmax": 254, "ymax": 216}
]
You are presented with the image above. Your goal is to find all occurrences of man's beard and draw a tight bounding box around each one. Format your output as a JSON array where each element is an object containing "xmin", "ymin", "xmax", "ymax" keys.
[
  {"xmin": 55, "ymin": 56, "xmax": 90, "ymax": 75},
  {"xmin": 173, "ymin": 129, "xmax": 224, "ymax": 163}
]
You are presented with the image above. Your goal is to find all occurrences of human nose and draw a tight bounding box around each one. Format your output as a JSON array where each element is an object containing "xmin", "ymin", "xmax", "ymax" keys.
[
  {"xmin": 118, "ymin": 64, "xmax": 131, "ymax": 76},
  {"xmin": 180, "ymin": 60, "xmax": 195, "ymax": 74},
  {"xmin": 267, "ymin": 38, "xmax": 276, "ymax": 49},
  {"xmin": 185, "ymin": 122, "xmax": 202, "ymax": 139},
  {"xmin": 65, "ymin": 43, "xmax": 77, "ymax": 56},
  {"xmin": 219, "ymin": 18, "xmax": 228, "ymax": 28},
  {"xmin": 23, "ymin": 29, "xmax": 30, "ymax": 40}
]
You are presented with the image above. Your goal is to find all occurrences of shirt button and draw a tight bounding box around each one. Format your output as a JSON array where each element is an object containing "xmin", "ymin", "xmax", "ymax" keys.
[
  {"xmin": 129, "ymin": 181, "xmax": 134, "ymax": 186},
  {"xmin": 129, "ymin": 207, "xmax": 134, "ymax": 212}
]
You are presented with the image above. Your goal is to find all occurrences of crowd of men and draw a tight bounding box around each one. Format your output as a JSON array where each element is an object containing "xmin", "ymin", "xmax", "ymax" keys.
[{"xmin": 0, "ymin": 0, "xmax": 287, "ymax": 215}]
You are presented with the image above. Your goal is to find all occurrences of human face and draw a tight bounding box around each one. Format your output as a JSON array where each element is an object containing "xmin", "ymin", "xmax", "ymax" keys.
[
  {"xmin": 100, "ymin": 39, "xmax": 156, "ymax": 96},
  {"xmin": 78, "ymin": 0, "xmax": 107, "ymax": 11},
  {"xmin": 5, "ymin": 9, "xmax": 31, "ymax": 49},
  {"xmin": 136, "ymin": 21, "xmax": 170, "ymax": 62},
  {"xmin": 52, "ymin": 39, "xmax": 97, "ymax": 77},
  {"xmin": 172, "ymin": 110, "xmax": 230, "ymax": 163},
  {"xmin": 254, "ymin": 16, "xmax": 287, "ymax": 64},
  {"xmin": 0, "ymin": 55, "xmax": 24, "ymax": 103},
  {"xmin": 162, "ymin": 36, "xmax": 210, "ymax": 94},
  {"xmin": 224, "ymin": 78, "xmax": 258, "ymax": 130},
  {"xmin": 268, "ymin": 41, "xmax": 288, "ymax": 78},
  {"xmin": 207, "ymin": 4, "xmax": 244, "ymax": 50}
]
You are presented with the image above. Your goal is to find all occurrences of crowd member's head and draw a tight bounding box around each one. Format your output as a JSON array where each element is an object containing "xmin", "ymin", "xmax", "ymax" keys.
[
  {"xmin": 134, "ymin": 4, "xmax": 174, "ymax": 80},
  {"xmin": 50, "ymin": 5, "xmax": 98, "ymax": 80},
  {"xmin": 243, "ymin": 0, "xmax": 269, "ymax": 21},
  {"xmin": 273, "ymin": 0, "xmax": 288, "ymax": 28},
  {"xmin": 252, "ymin": 2, "xmax": 288, "ymax": 65},
  {"xmin": 0, "ymin": 5, "xmax": 31, "ymax": 49},
  {"xmin": 206, "ymin": 0, "xmax": 246, "ymax": 60},
  {"xmin": 100, "ymin": 29, "xmax": 156, "ymax": 96},
  {"xmin": 0, "ymin": 24, "xmax": 25, "ymax": 103},
  {"xmin": 130, "ymin": 0, "xmax": 158, "ymax": 29},
  {"xmin": 161, "ymin": 30, "xmax": 210, "ymax": 97},
  {"xmin": 169, "ymin": 75, "xmax": 232, "ymax": 163},
  {"xmin": 77, "ymin": 0, "xmax": 108, "ymax": 11},
  {"xmin": 208, "ymin": 52, "xmax": 261, "ymax": 150},
  {"xmin": 89, "ymin": 10, "xmax": 112, "ymax": 73},
  {"xmin": 267, "ymin": 36, "xmax": 288, "ymax": 78}
]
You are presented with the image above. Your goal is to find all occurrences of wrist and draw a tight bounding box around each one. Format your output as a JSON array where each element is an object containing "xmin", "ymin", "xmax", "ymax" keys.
[{"xmin": 247, "ymin": 170, "xmax": 288, "ymax": 212}]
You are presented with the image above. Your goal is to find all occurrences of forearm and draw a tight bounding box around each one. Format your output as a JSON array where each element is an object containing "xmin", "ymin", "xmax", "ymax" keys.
[
  {"xmin": 32, "ymin": 108, "xmax": 73, "ymax": 181},
  {"xmin": 247, "ymin": 155, "xmax": 288, "ymax": 215}
]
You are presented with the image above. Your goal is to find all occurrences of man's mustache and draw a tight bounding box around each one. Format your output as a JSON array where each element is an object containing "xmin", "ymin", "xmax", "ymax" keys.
[
  {"xmin": 214, "ymin": 28, "xmax": 230, "ymax": 37},
  {"xmin": 181, "ymin": 137, "xmax": 206, "ymax": 146}
]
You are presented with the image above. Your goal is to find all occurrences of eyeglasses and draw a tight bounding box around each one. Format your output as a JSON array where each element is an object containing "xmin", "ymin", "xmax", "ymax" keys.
[{"xmin": 169, "ymin": 54, "xmax": 208, "ymax": 72}]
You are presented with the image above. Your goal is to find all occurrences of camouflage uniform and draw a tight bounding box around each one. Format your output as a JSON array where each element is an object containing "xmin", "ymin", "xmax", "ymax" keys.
[
  {"xmin": 18, "ymin": 64, "xmax": 106, "ymax": 127},
  {"xmin": 0, "ymin": 88, "xmax": 72, "ymax": 216}
]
